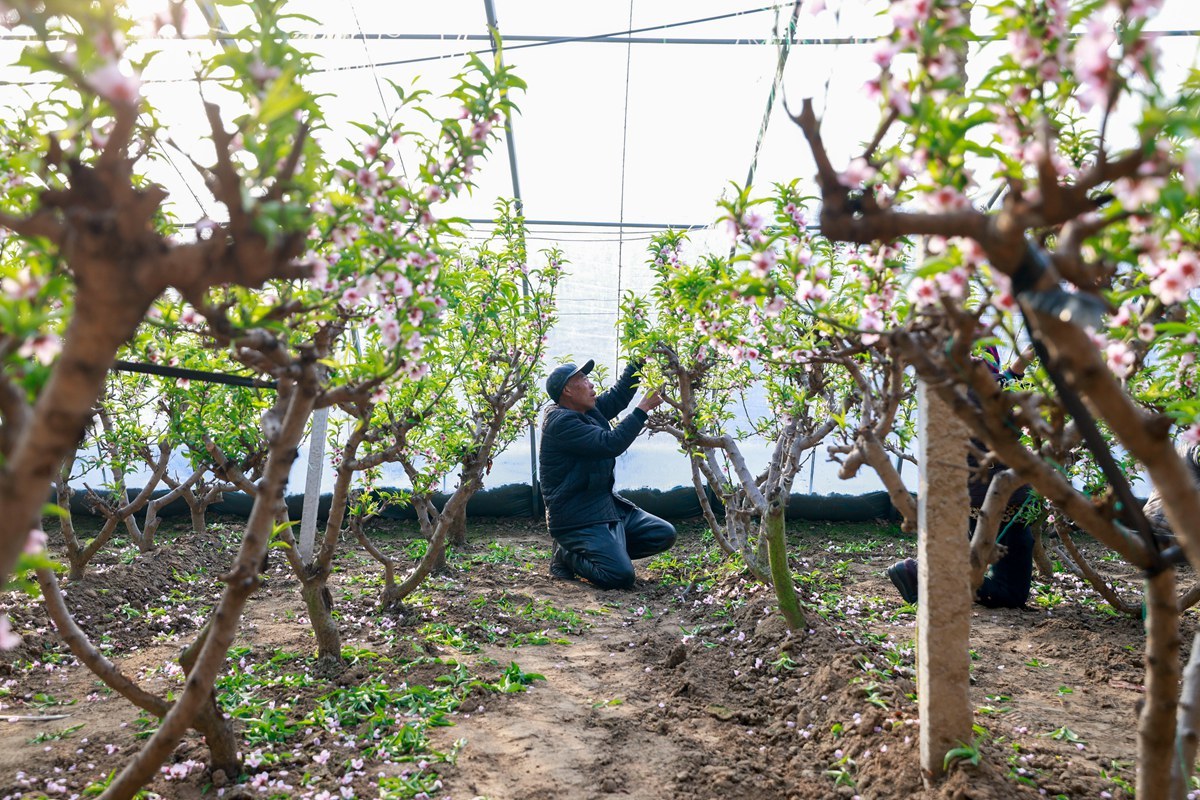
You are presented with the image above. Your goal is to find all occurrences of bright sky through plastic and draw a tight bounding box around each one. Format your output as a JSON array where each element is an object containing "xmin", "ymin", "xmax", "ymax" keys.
[{"xmin": 4, "ymin": 1, "xmax": 1196, "ymax": 493}]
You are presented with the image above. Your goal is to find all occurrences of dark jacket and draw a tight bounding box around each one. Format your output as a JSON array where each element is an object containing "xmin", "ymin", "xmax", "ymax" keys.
[{"xmin": 539, "ymin": 361, "xmax": 647, "ymax": 534}]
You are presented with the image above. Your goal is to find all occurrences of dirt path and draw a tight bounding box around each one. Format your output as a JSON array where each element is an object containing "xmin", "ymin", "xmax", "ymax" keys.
[{"xmin": 434, "ymin": 581, "xmax": 692, "ymax": 800}]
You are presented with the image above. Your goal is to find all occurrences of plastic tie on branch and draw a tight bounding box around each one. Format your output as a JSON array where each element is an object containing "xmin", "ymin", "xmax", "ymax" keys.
[{"xmin": 1013, "ymin": 240, "xmax": 1108, "ymax": 330}]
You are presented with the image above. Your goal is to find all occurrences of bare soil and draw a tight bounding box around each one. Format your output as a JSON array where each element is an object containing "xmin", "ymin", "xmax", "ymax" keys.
[{"xmin": 0, "ymin": 515, "xmax": 1166, "ymax": 799}]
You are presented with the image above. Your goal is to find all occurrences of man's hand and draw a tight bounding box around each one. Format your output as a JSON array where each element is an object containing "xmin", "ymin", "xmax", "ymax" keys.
[{"xmin": 636, "ymin": 389, "xmax": 664, "ymax": 414}]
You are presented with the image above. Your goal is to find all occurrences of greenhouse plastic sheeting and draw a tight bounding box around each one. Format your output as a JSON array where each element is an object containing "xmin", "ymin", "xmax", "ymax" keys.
[{"xmin": 61, "ymin": 485, "xmax": 912, "ymax": 525}]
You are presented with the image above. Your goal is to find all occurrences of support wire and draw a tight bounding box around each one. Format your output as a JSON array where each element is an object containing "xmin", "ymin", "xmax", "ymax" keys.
[{"xmin": 615, "ymin": 0, "xmax": 635, "ymax": 371}]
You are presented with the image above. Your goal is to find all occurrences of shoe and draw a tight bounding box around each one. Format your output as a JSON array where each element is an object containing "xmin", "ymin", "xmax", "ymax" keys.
[
  {"xmin": 887, "ymin": 558, "xmax": 919, "ymax": 604},
  {"xmin": 549, "ymin": 542, "xmax": 575, "ymax": 580}
]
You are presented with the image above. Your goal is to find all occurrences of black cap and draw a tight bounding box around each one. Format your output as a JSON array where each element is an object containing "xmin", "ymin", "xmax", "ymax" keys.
[{"xmin": 546, "ymin": 359, "xmax": 594, "ymax": 403}]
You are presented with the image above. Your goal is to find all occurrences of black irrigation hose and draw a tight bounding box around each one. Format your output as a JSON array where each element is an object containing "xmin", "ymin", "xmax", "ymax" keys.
[
  {"xmin": 112, "ymin": 360, "xmax": 277, "ymax": 391},
  {"xmin": 1013, "ymin": 243, "xmax": 1164, "ymax": 571}
]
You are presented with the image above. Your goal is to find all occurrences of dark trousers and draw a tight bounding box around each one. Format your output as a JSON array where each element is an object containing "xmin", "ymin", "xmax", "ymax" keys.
[
  {"xmin": 971, "ymin": 516, "xmax": 1035, "ymax": 608},
  {"xmin": 554, "ymin": 505, "xmax": 676, "ymax": 590}
]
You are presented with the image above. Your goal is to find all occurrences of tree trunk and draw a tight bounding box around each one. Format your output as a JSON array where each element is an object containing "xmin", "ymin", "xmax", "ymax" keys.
[
  {"xmin": 1139, "ymin": 568, "xmax": 1181, "ymax": 800},
  {"xmin": 0, "ymin": 294, "xmax": 151, "ymax": 591},
  {"xmin": 968, "ymin": 469, "xmax": 1020, "ymax": 591},
  {"xmin": 764, "ymin": 496, "xmax": 806, "ymax": 632},
  {"xmin": 446, "ymin": 501, "xmax": 467, "ymax": 547},
  {"xmin": 188, "ymin": 499, "xmax": 208, "ymax": 537},
  {"xmin": 67, "ymin": 517, "xmax": 119, "ymax": 581},
  {"xmin": 1031, "ymin": 522, "xmax": 1055, "ymax": 579},
  {"xmin": 915, "ymin": 380, "xmax": 972, "ymax": 783},
  {"xmin": 178, "ymin": 623, "xmax": 241, "ymax": 779},
  {"xmin": 301, "ymin": 572, "xmax": 342, "ymax": 670},
  {"xmin": 856, "ymin": 431, "xmax": 918, "ymax": 533},
  {"xmin": 1172, "ymin": 630, "xmax": 1200, "ymax": 797}
]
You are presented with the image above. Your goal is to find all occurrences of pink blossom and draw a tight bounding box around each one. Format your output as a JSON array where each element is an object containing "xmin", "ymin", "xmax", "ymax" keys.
[
  {"xmin": 378, "ymin": 317, "xmax": 401, "ymax": 348},
  {"xmin": 356, "ymin": 168, "xmax": 379, "ymax": 193},
  {"xmin": 993, "ymin": 291, "xmax": 1017, "ymax": 313},
  {"xmin": 1007, "ymin": 28, "xmax": 1041, "ymax": 69},
  {"xmin": 907, "ymin": 277, "xmax": 938, "ymax": 308},
  {"xmin": 927, "ymin": 49, "xmax": 959, "ymax": 81},
  {"xmin": 180, "ymin": 307, "xmax": 205, "ymax": 326},
  {"xmin": 873, "ymin": 40, "xmax": 901, "ymax": 69},
  {"xmin": 860, "ymin": 310, "xmax": 885, "ymax": 345},
  {"xmin": 840, "ymin": 157, "xmax": 877, "ymax": 187},
  {"xmin": 749, "ymin": 249, "xmax": 777, "ymax": 278},
  {"xmin": 795, "ymin": 280, "xmax": 829, "ymax": 304},
  {"xmin": 24, "ymin": 528, "xmax": 47, "ymax": 555},
  {"xmin": 94, "ymin": 30, "xmax": 125, "ymax": 58},
  {"xmin": 393, "ymin": 275, "xmax": 414, "ymax": 299},
  {"xmin": 88, "ymin": 61, "xmax": 141, "ymax": 105},
  {"xmin": 1, "ymin": 268, "xmax": 40, "ymax": 300},
  {"xmin": 340, "ymin": 287, "xmax": 363, "ymax": 309},
  {"xmin": 1105, "ymin": 340, "xmax": 1136, "ymax": 378},
  {"xmin": 1123, "ymin": 0, "xmax": 1164, "ymax": 21},
  {"xmin": 890, "ymin": 0, "xmax": 931, "ymax": 42},
  {"xmin": 743, "ymin": 210, "xmax": 766, "ymax": 235},
  {"xmin": 1113, "ymin": 176, "xmax": 1164, "ymax": 209},
  {"xmin": 0, "ymin": 615, "xmax": 18, "ymax": 650},
  {"xmin": 17, "ymin": 333, "xmax": 61, "ymax": 365},
  {"xmin": 1137, "ymin": 322, "xmax": 1156, "ymax": 342},
  {"xmin": 935, "ymin": 266, "xmax": 969, "ymax": 300},
  {"xmin": 1149, "ymin": 255, "xmax": 1199, "ymax": 304},
  {"xmin": 1181, "ymin": 423, "xmax": 1200, "ymax": 446},
  {"xmin": 925, "ymin": 185, "xmax": 970, "ymax": 212},
  {"xmin": 1074, "ymin": 18, "xmax": 1115, "ymax": 110},
  {"xmin": 889, "ymin": 88, "xmax": 914, "ymax": 117},
  {"xmin": 470, "ymin": 120, "xmax": 492, "ymax": 142}
]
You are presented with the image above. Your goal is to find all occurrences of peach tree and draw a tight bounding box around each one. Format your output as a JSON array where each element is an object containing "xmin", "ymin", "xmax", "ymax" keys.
[
  {"xmin": 699, "ymin": 0, "xmax": 1200, "ymax": 793},
  {"xmin": 0, "ymin": 0, "xmax": 524, "ymax": 795}
]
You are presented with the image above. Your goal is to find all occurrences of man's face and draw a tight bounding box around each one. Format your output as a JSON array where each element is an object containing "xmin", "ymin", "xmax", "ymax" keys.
[{"xmin": 562, "ymin": 372, "xmax": 596, "ymax": 410}]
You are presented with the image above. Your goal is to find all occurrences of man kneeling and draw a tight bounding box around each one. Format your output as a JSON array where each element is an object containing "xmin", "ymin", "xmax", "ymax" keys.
[{"xmin": 538, "ymin": 359, "xmax": 676, "ymax": 589}]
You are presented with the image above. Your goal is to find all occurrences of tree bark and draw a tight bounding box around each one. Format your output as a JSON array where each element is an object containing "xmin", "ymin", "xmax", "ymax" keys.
[
  {"xmin": 1172, "ymin": 630, "xmax": 1200, "ymax": 797},
  {"xmin": 0, "ymin": 292, "xmax": 153, "ymax": 592},
  {"xmin": 968, "ymin": 469, "xmax": 1020, "ymax": 592},
  {"xmin": 764, "ymin": 495, "xmax": 806, "ymax": 632},
  {"xmin": 446, "ymin": 501, "xmax": 468, "ymax": 548},
  {"xmin": 915, "ymin": 381, "xmax": 972, "ymax": 783},
  {"xmin": 1031, "ymin": 522, "xmax": 1055, "ymax": 579},
  {"xmin": 1139, "ymin": 568, "xmax": 1181, "ymax": 800},
  {"xmin": 301, "ymin": 576, "xmax": 341, "ymax": 671},
  {"xmin": 850, "ymin": 430, "xmax": 918, "ymax": 533}
]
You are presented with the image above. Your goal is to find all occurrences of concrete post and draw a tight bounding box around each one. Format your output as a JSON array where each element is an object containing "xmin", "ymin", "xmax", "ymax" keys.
[
  {"xmin": 298, "ymin": 407, "xmax": 329, "ymax": 565},
  {"xmin": 916, "ymin": 380, "xmax": 972, "ymax": 782}
]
